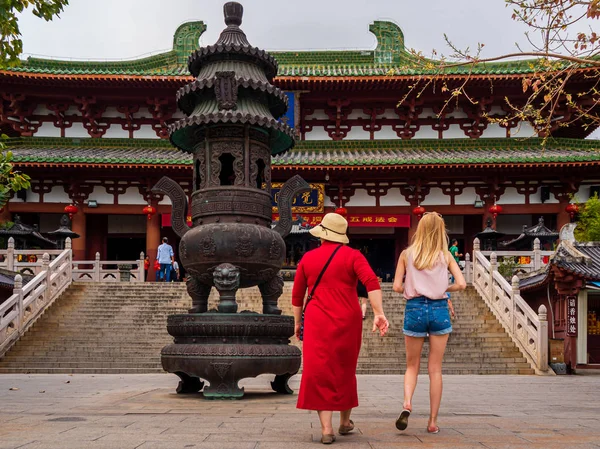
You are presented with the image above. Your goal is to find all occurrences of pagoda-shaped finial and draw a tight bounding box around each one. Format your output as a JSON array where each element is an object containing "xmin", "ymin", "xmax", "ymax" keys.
[{"xmin": 224, "ymin": 2, "xmax": 243, "ymax": 27}]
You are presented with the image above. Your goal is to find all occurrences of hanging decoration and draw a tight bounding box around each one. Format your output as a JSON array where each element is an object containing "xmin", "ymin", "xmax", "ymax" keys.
[
  {"xmin": 142, "ymin": 204, "xmax": 157, "ymax": 220},
  {"xmin": 488, "ymin": 201, "xmax": 503, "ymax": 219},
  {"xmin": 412, "ymin": 205, "xmax": 425, "ymax": 219},
  {"xmin": 64, "ymin": 204, "xmax": 78, "ymax": 220},
  {"xmin": 335, "ymin": 207, "xmax": 347, "ymax": 217},
  {"xmin": 565, "ymin": 202, "xmax": 579, "ymax": 222}
]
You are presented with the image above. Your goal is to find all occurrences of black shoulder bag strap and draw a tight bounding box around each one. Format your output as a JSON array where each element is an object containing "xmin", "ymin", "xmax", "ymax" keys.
[{"xmin": 299, "ymin": 244, "xmax": 343, "ymax": 341}]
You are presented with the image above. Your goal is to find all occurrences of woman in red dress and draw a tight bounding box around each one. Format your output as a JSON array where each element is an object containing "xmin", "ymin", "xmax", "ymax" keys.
[{"xmin": 292, "ymin": 213, "xmax": 389, "ymax": 444}]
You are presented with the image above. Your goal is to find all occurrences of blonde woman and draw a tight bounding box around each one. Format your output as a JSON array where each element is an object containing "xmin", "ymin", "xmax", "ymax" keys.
[{"xmin": 392, "ymin": 212, "xmax": 466, "ymax": 434}]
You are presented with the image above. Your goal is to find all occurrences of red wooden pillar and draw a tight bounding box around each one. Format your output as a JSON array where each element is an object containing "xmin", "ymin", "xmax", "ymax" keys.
[
  {"xmin": 557, "ymin": 197, "xmax": 570, "ymax": 236},
  {"xmin": 71, "ymin": 212, "xmax": 86, "ymax": 261},
  {"xmin": 146, "ymin": 209, "xmax": 160, "ymax": 281},
  {"xmin": 407, "ymin": 215, "xmax": 418, "ymax": 244}
]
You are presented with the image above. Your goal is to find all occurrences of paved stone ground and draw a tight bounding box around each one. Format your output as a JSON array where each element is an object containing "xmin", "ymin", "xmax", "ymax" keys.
[{"xmin": 1, "ymin": 374, "xmax": 599, "ymax": 449}]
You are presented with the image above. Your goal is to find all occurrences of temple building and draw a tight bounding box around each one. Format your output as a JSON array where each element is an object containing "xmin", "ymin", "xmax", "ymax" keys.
[{"xmin": 1, "ymin": 18, "xmax": 599, "ymax": 279}]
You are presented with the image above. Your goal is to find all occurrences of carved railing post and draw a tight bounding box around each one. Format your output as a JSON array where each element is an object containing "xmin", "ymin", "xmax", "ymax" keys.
[
  {"xmin": 7, "ymin": 237, "xmax": 14, "ymax": 271},
  {"xmin": 465, "ymin": 253, "xmax": 472, "ymax": 285},
  {"xmin": 489, "ymin": 252, "xmax": 498, "ymax": 302},
  {"xmin": 41, "ymin": 253, "xmax": 50, "ymax": 304},
  {"xmin": 473, "ymin": 238, "xmax": 480, "ymax": 286},
  {"xmin": 139, "ymin": 251, "xmax": 145, "ymax": 282},
  {"xmin": 13, "ymin": 274, "xmax": 23, "ymax": 333},
  {"xmin": 65, "ymin": 238, "xmax": 73, "ymax": 281},
  {"xmin": 537, "ymin": 304, "xmax": 549, "ymax": 371},
  {"xmin": 94, "ymin": 252, "xmax": 101, "ymax": 282},
  {"xmin": 511, "ymin": 275, "xmax": 520, "ymax": 333},
  {"xmin": 533, "ymin": 238, "xmax": 541, "ymax": 270}
]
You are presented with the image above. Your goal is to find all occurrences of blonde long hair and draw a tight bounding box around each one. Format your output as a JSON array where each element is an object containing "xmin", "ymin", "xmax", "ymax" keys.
[{"xmin": 408, "ymin": 212, "xmax": 449, "ymax": 270}]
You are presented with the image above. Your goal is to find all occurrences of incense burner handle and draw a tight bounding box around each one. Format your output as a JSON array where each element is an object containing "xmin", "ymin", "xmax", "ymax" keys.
[
  {"xmin": 272, "ymin": 175, "xmax": 310, "ymax": 239},
  {"xmin": 152, "ymin": 176, "xmax": 189, "ymax": 238}
]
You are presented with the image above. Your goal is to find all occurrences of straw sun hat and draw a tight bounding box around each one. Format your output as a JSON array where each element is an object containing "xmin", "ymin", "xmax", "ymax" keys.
[{"xmin": 309, "ymin": 212, "xmax": 349, "ymax": 244}]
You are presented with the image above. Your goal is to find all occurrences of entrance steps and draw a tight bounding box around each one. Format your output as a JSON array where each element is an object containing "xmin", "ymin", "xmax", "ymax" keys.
[{"xmin": 0, "ymin": 283, "xmax": 534, "ymax": 374}]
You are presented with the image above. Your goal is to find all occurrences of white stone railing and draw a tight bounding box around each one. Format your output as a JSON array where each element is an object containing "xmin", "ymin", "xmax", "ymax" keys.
[
  {"xmin": 0, "ymin": 240, "xmax": 73, "ymax": 358},
  {"xmin": 71, "ymin": 252, "xmax": 145, "ymax": 283},
  {"xmin": 480, "ymin": 238, "xmax": 554, "ymax": 273},
  {"xmin": 472, "ymin": 238, "xmax": 549, "ymax": 374},
  {"xmin": 0, "ymin": 237, "xmax": 64, "ymax": 276}
]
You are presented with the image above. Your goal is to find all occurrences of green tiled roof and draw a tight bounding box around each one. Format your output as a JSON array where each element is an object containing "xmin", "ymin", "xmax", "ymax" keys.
[
  {"xmin": 5, "ymin": 136, "xmax": 600, "ymax": 167},
  {"xmin": 1, "ymin": 20, "xmax": 568, "ymax": 78}
]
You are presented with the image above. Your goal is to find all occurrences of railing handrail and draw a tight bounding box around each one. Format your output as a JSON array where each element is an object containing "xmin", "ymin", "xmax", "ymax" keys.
[
  {"xmin": 471, "ymin": 238, "xmax": 549, "ymax": 374},
  {"xmin": 0, "ymin": 241, "xmax": 74, "ymax": 358},
  {"xmin": 480, "ymin": 250, "xmax": 554, "ymax": 256}
]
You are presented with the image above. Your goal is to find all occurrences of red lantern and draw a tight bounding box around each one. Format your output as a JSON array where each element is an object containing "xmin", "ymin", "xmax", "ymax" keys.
[
  {"xmin": 64, "ymin": 204, "xmax": 78, "ymax": 220},
  {"xmin": 142, "ymin": 205, "xmax": 156, "ymax": 220},
  {"xmin": 488, "ymin": 203, "xmax": 503, "ymax": 219},
  {"xmin": 566, "ymin": 203, "xmax": 579, "ymax": 221},
  {"xmin": 186, "ymin": 215, "xmax": 192, "ymax": 226},
  {"xmin": 412, "ymin": 205, "xmax": 426, "ymax": 219},
  {"xmin": 335, "ymin": 207, "xmax": 348, "ymax": 217}
]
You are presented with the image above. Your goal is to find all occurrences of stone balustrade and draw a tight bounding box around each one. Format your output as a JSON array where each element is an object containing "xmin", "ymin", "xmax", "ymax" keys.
[
  {"xmin": 471, "ymin": 238, "xmax": 549, "ymax": 374},
  {"xmin": 0, "ymin": 239, "xmax": 73, "ymax": 358}
]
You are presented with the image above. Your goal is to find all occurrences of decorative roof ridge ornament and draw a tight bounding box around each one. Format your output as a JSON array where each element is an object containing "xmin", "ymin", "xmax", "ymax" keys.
[
  {"xmin": 215, "ymin": 2, "xmax": 250, "ymax": 47},
  {"xmin": 555, "ymin": 240, "xmax": 592, "ymax": 265}
]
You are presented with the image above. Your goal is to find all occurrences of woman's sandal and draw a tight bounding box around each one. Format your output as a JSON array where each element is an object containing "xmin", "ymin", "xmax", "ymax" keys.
[
  {"xmin": 395, "ymin": 409, "xmax": 411, "ymax": 431},
  {"xmin": 321, "ymin": 434, "xmax": 336, "ymax": 444},
  {"xmin": 427, "ymin": 425, "xmax": 440, "ymax": 434},
  {"xmin": 338, "ymin": 419, "xmax": 355, "ymax": 435}
]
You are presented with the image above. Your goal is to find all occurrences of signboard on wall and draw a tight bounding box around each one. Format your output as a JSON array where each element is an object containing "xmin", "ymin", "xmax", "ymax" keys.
[
  {"xmin": 272, "ymin": 213, "xmax": 410, "ymax": 228},
  {"xmin": 567, "ymin": 295, "xmax": 578, "ymax": 336},
  {"xmin": 271, "ymin": 183, "xmax": 324, "ymax": 213}
]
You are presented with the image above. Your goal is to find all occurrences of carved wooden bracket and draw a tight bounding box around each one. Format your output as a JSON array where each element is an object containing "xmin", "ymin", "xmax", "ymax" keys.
[
  {"xmin": 146, "ymin": 97, "xmax": 175, "ymax": 139},
  {"xmin": 475, "ymin": 182, "xmax": 506, "ymax": 202},
  {"xmin": 516, "ymin": 182, "xmax": 540, "ymax": 204},
  {"xmin": 362, "ymin": 107, "xmax": 384, "ymax": 139},
  {"xmin": 400, "ymin": 182, "xmax": 430, "ymax": 206},
  {"xmin": 104, "ymin": 182, "xmax": 131, "ymax": 205},
  {"xmin": 551, "ymin": 265, "xmax": 584, "ymax": 296},
  {"xmin": 30, "ymin": 181, "xmax": 53, "ymax": 202},
  {"xmin": 117, "ymin": 105, "xmax": 141, "ymax": 138},
  {"xmin": 47, "ymin": 102, "xmax": 74, "ymax": 137},
  {"xmin": 365, "ymin": 184, "xmax": 390, "ymax": 207},
  {"xmin": 325, "ymin": 184, "xmax": 356, "ymax": 207},
  {"xmin": 394, "ymin": 98, "xmax": 423, "ymax": 139},
  {"xmin": 324, "ymin": 98, "xmax": 351, "ymax": 140},
  {"xmin": 74, "ymin": 96, "xmax": 109, "ymax": 138},
  {"xmin": 0, "ymin": 93, "xmax": 41, "ymax": 136},
  {"xmin": 441, "ymin": 183, "xmax": 466, "ymax": 206},
  {"xmin": 551, "ymin": 181, "xmax": 580, "ymax": 202},
  {"xmin": 64, "ymin": 182, "xmax": 94, "ymax": 205}
]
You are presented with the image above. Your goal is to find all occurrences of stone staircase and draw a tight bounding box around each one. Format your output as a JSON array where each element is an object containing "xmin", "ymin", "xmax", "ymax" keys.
[{"xmin": 0, "ymin": 283, "xmax": 534, "ymax": 374}]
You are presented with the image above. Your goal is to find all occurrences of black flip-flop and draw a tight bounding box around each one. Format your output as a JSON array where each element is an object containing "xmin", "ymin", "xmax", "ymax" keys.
[{"xmin": 395, "ymin": 409, "xmax": 411, "ymax": 431}]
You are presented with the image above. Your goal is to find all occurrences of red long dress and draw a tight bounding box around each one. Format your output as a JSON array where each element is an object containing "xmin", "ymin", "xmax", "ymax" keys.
[{"xmin": 292, "ymin": 241, "xmax": 380, "ymax": 411}]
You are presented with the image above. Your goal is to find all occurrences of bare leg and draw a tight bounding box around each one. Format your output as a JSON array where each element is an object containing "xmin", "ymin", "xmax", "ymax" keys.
[
  {"xmin": 340, "ymin": 408, "xmax": 352, "ymax": 427},
  {"xmin": 427, "ymin": 333, "xmax": 450, "ymax": 432},
  {"xmin": 403, "ymin": 335, "xmax": 425, "ymax": 411},
  {"xmin": 360, "ymin": 298, "xmax": 367, "ymax": 319},
  {"xmin": 317, "ymin": 410, "xmax": 334, "ymax": 437}
]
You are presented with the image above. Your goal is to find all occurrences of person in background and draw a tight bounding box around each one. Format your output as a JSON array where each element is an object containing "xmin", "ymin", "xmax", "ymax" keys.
[
  {"xmin": 393, "ymin": 212, "xmax": 465, "ymax": 434},
  {"xmin": 144, "ymin": 256, "xmax": 150, "ymax": 281},
  {"xmin": 449, "ymin": 239, "xmax": 462, "ymax": 266},
  {"xmin": 172, "ymin": 260, "xmax": 180, "ymax": 282},
  {"xmin": 156, "ymin": 237, "xmax": 174, "ymax": 282},
  {"xmin": 357, "ymin": 280, "xmax": 368, "ymax": 320},
  {"xmin": 153, "ymin": 258, "xmax": 161, "ymax": 281}
]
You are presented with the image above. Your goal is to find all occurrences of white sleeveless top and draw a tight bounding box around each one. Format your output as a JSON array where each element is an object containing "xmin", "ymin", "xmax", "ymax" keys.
[{"xmin": 403, "ymin": 250, "xmax": 449, "ymax": 300}]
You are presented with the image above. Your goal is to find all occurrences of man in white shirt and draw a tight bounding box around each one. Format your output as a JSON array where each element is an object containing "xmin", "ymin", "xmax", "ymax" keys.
[{"xmin": 156, "ymin": 237, "xmax": 174, "ymax": 282}]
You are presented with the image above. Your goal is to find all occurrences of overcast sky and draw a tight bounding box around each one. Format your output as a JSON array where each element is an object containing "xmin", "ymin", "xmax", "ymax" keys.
[
  {"xmin": 14, "ymin": 0, "xmax": 600, "ymax": 139},
  {"xmin": 16, "ymin": 0, "xmax": 532, "ymax": 60}
]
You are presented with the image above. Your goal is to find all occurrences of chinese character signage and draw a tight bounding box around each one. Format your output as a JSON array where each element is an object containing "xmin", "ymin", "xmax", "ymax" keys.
[
  {"xmin": 567, "ymin": 295, "xmax": 577, "ymax": 337},
  {"xmin": 271, "ymin": 183, "xmax": 324, "ymax": 213},
  {"xmin": 272, "ymin": 213, "xmax": 410, "ymax": 228}
]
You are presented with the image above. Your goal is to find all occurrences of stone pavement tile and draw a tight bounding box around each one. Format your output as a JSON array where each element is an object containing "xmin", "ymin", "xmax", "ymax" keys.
[
  {"xmin": 370, "ymin": 444, "xmax": 485, "ymax": 449},
  {"xmin": 205, "ymin": 432, "xmax": 310, "ymax": 443},
  {"xmin": 257, "ymin": 442, "xmax": 373, "ymax": 449},
  {"xmin": 138, "ymin": 444, "xmax": 257, "ymax": 449}
]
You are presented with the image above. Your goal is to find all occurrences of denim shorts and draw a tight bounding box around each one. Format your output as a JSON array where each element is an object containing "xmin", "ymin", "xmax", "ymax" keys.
[{"xmin": 403, "ymin": 296, "xmax": 453, "ymax": 338}]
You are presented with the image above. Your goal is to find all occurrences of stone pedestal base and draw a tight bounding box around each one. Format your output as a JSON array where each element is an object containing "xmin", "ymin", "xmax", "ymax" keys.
[{"xmin": 161, "ymin": 313, "xmax": 301, "ymax": 399}]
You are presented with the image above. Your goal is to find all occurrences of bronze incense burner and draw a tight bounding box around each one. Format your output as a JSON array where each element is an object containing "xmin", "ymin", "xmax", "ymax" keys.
[{"xmin": 153, "ymin": 2, "xmax": 308, "ymax": 398}]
